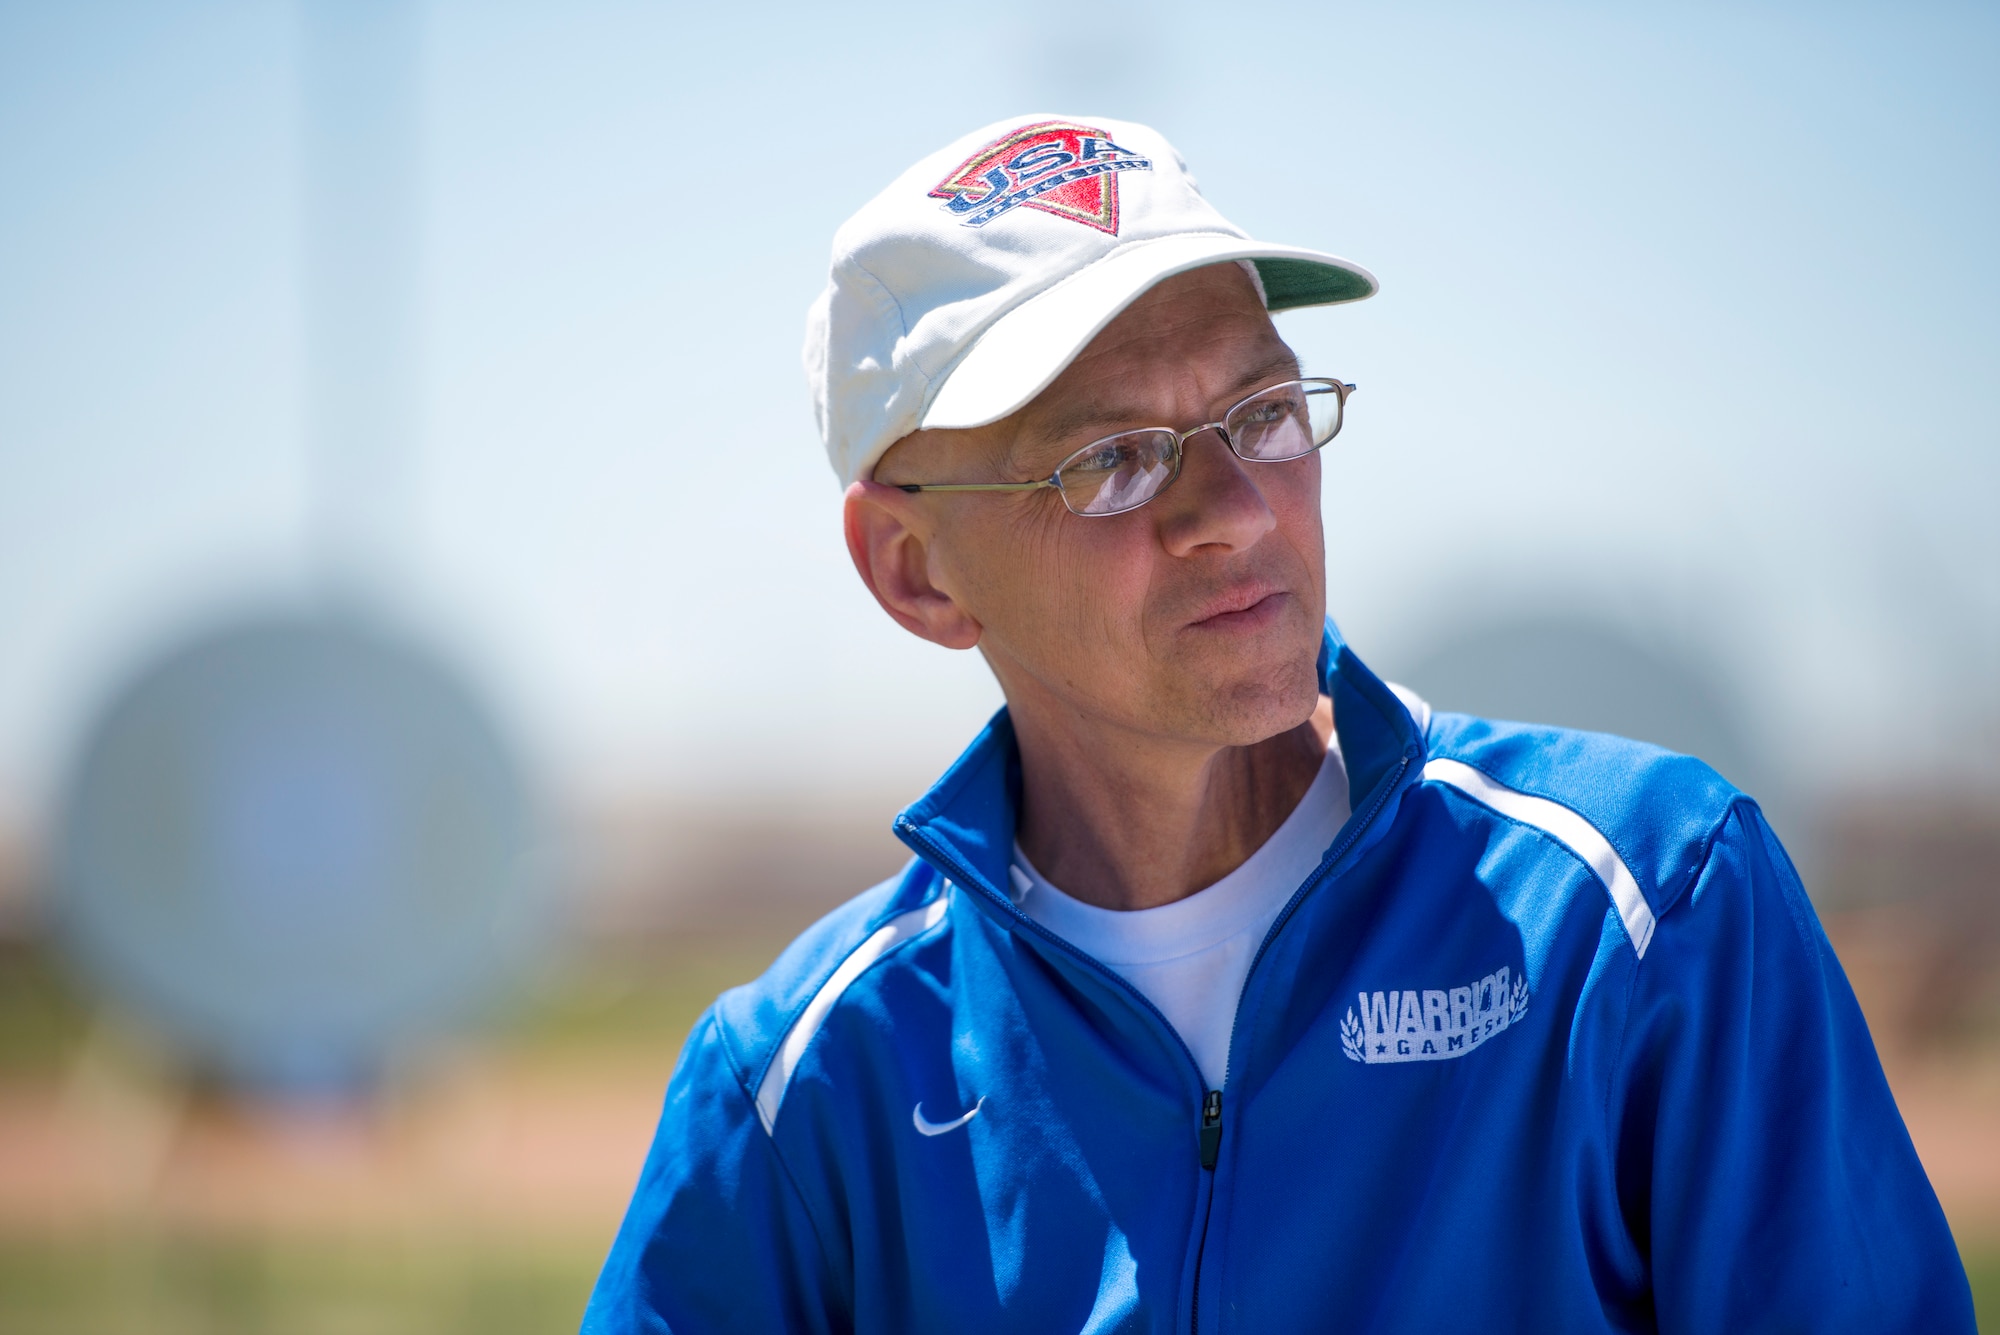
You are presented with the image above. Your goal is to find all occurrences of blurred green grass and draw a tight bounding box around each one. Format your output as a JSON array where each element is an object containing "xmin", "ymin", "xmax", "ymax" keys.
[
  {"xmin": 0, "ymin": 1233, "xmax": 604, "ymax": 1335},
  {"xmin": 0, "ymin": 936, "xmax": 783, "ymax": 1335},
  {"xmin": 1967, "ymin": 1249, "xmax": 2000, "ymax": 1329},
  {"xmin": 0, "ymin": 932, "xmax": 789, "ymax": 1075},
  {"xmin": 496, "ymin": 935, "xmax": 784, "ymax": 1058},
  {"xmin": 0, "ymin": 941, "xmax": 93, "ymax": 1078},
  {"xmin": 1, "ymin": 1233, "xmax": 1995, "ymax": 1331},
  {"xmin": 5, "ymin": 939, "xmax": 1999, "ymax": 1330}
]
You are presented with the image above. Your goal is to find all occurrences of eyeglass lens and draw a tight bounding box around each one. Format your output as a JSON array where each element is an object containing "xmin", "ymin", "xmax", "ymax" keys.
[
  {"xmin": 1061, "ymin": 433, "xmax": 1180, "ymax": 516},
  {"xmin": 1226, "ymin": 381, "xmax": 1343, "ymax": 462},
  {"xmin": 1054, "ymin": 380, "xmax": 1344, "ymax": 516}
]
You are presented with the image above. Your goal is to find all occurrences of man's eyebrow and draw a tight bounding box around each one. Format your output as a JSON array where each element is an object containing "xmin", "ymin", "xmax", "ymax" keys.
[{"xmin": 1025, "ymin": 353, "xmax": 1304, "ymax": 447}]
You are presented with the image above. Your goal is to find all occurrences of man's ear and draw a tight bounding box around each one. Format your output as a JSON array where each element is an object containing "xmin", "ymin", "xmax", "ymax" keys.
[{"xmin": 843, "ymin": 481, "xmax": 983, "ymax": 650}]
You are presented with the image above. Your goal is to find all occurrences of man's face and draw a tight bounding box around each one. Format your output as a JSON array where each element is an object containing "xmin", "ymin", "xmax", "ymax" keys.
[{"xmin": 870, "ymin": 263, "xmax": 1327, "ymax": 751}]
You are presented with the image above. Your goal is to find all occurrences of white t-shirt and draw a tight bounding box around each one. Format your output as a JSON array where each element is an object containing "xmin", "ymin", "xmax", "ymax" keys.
[{"xmin": 1008, "ymin": 737, "xmax": 1351, "ymax": 1091}]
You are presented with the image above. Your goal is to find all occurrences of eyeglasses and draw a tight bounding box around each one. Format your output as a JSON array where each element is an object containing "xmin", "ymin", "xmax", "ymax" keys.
[{"xmin": 895, "ymin": 378, "xmax": 1355, "ymax": 518}]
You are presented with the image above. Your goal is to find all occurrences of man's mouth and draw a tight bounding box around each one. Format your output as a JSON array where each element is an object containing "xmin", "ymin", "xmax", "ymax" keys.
[{"xmin": 1188, "ymin": 586, "xmax": 1289, "ymax": 631}]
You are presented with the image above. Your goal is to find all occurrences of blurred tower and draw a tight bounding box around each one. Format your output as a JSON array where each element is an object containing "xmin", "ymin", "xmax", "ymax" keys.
[
  {"xmin": 51, "ymin": 0, "xmax": 544, "ymax": 1095},
  {"xmin": 302, "ymin": 0, "xmax": 423, "ymax": 586}
]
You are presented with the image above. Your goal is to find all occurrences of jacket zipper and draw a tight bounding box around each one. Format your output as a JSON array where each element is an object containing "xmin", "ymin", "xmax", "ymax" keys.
[
  {"xmin": 896, "ymin": 827, "xmax": 1232, "ymax": 1319},
  {"xmin": 1189, "ymin": 1087, "xmax": 1225, "ymax": 1332},
  {"xmin": 1186, "ymin": 750, "xmax": 1415, "ymax": 1335},
  {"xmin": 899, "ymin": 746, "xmax": 1420, "ymax": 1335}
]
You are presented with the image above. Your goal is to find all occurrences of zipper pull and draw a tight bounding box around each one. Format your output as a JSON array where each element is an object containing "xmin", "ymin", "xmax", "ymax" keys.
[{"xmin": 1198, "ymin": 1089, "xmax": 1223, "ymax": 1170}]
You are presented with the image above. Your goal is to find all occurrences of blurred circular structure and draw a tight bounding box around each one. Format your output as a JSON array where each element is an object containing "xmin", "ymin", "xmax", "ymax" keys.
[
  {"xmin": 54, "ymin": 610, "xmax": 543, "ymax": 1092},
  {"xmin": 1398, "ymin": 614, "xmax": 1762, "ymax": 794}
]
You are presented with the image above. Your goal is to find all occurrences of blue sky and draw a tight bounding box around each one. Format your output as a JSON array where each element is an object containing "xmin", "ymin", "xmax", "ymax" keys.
[{"xmin": 1, "ymin": 1, "xmax": 1995, "ymax": 818}]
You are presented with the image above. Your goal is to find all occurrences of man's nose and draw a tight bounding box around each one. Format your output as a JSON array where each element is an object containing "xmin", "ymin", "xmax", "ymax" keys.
[{"xmin": 1156, "ymin": 428, "xmax": 1278, "ymax": 557}]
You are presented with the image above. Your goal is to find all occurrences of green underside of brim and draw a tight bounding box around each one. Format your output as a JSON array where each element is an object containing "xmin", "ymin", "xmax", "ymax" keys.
[{"xmin": 1253, "ymin": 257, "xmax": 1375, "ymax": 311}]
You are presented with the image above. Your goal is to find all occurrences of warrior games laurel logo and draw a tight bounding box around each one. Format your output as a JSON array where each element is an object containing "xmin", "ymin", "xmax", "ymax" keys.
[
  {"xmin": 929, "ymin": 120, "xmax": 1152, "ymax": 233},
  {"xmin": 1342, "ymin": 965, "xmax": 1530, "ymax": 1065}
]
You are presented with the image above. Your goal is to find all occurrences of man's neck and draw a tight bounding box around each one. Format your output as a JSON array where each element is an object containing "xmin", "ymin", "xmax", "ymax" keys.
[{"xmin": 1011, "ymin": 695, "xmax": 1333, "ymax": 912}]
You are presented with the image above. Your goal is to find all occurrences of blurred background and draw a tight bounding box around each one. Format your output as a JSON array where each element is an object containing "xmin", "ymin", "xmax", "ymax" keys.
[{"xmin": 1, "ymin": 0, "xmax": 1996, "ymax": 1329}]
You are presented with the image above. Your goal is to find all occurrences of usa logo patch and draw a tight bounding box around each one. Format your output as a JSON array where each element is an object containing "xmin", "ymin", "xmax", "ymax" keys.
[{"xmin": 930, "ymin": 120, "xmax": 1152, "ymax": 233}]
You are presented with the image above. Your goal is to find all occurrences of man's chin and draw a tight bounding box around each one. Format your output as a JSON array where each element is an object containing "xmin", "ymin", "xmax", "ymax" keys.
[
  {"xmin": 1169, "ymin": 603, "xmax": 1320, "ymax": 693},
  {"xmin": 1156, "ymin": 656, "xmax": 1323, "ymax": 749}
]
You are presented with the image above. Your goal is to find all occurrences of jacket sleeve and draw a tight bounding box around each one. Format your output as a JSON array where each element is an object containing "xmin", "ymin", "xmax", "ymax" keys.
[
  {"xmin": 1618, "ymin": 801, "xmax": 1972, "ymax": 1331},
  {"xmin": 581, "ymin": 1009, "xmax": 848, "ymax": 1334}
]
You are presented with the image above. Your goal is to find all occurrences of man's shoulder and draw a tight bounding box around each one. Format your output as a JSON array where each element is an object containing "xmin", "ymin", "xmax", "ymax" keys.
[
  {"xmin": 705, "ymin": 856, "xmax": 953, "ymax": 1108},
  {"xmin": 1419, "ymin": 711, "xmax": 1748, "ymax": 942}
]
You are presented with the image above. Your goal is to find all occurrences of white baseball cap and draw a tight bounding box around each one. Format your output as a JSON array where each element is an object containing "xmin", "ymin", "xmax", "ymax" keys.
[{"xmin": 804, "ymin": 113, "xmax": 1378, "ymax": 487}]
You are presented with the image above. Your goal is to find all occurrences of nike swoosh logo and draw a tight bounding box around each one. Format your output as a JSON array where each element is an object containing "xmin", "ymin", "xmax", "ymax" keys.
[{"xmin": 912, "ymin": 1097, "xmax": 986, "ymax": 1137}]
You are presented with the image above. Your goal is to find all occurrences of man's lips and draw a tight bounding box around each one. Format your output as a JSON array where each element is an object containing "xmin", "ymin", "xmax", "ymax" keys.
[{"xmin": 1187, "ymin": 586, "xmax": 1289, "ymax": 630}]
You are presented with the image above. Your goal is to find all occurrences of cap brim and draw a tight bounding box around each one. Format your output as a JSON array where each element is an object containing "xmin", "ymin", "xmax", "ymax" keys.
[{"xmin": 918, "ymin": 236, "xmax": 1377, "ymax": 433}]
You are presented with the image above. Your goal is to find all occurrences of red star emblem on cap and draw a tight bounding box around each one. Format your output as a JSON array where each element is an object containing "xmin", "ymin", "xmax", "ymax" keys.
[{"xmin": 929, "ymin": 120, "xmax": 1152, "ymax": 234}]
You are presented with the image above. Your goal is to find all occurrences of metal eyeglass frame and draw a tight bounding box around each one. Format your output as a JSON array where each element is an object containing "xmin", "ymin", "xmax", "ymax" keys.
[{"xmin": 893, "ymin": 377, "xmax": 1356, "ymax": 517}]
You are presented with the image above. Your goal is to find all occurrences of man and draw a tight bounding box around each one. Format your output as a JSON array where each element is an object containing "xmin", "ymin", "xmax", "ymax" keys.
[{"xmin": 584, "ymin": 115, "xmax": 1970, "ymax": 1331}]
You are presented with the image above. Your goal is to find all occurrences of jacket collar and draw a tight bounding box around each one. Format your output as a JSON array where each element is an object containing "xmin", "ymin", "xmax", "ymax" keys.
[{"xmin": 891, "ymin": 620, "xmax": 1427, "ymax": 914}]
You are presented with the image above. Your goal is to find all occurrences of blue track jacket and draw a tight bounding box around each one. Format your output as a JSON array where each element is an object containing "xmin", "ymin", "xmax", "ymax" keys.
[{"xmin": 584, "ymin": 627, "xmax": 1970, "ymax": 1332}]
